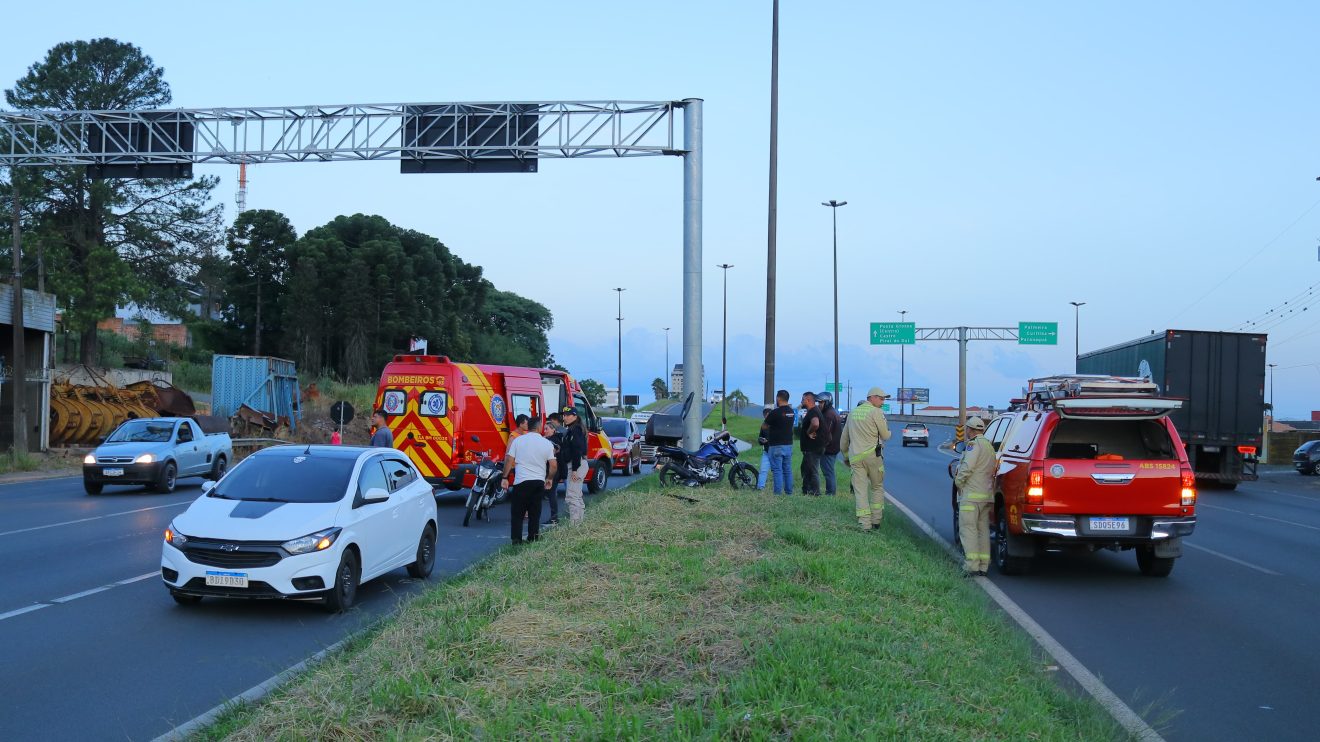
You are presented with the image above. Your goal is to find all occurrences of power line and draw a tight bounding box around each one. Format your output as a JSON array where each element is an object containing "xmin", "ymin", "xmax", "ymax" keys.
[{"xmin": 1230, "ymin": 279, "xmax": 1320, "ymax": 331}]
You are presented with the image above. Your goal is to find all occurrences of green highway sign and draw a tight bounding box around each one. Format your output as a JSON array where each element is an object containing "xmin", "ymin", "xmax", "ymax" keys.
[
  {"xmin": 870, "ymin": 322, "xmax": 915, "ymax": 345},
  {"xmin": 1018, "ymin": 321, "xmax": 1059, "ymax": 345},
  {"xmin": 825, "ymin": 383, "xmax": 842, "ymax": 394}
]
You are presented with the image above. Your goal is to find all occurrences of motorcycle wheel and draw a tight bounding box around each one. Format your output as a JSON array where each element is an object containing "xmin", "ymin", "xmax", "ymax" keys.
[
  {"xmin": 462, "ymin": 489, "xmax": 478, "ymax": 527},
  {"xmin": 658, "ymin": 466, "xmax": 679, "ymax": 488},
  {"xmin": 728, "ymin": 462, "xmax": 756, "ymax": 489}
]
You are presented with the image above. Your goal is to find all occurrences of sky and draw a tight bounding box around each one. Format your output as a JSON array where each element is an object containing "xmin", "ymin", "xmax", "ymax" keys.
[{"xmin": 3, "ymin": 1, "xmax": 1320, "ymax": 417}]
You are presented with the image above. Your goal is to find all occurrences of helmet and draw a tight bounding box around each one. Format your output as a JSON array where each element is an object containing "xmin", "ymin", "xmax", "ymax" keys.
[{"xmin": 818, "ymin": 391, "xmax": 834, "ymax": 405}]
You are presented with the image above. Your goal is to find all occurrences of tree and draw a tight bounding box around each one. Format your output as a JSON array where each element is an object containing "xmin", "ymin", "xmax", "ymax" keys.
[
  {"xmin": 727, "ymin": 388, "xmax": 750, "ymax": 414},
  {"xmin": 3, "ymin": 39, "xmax": 222, "ymax": 363},
  {"xmin": 651, "ymin": 377, "xmax": 668, "ymax": 401},
  {"xmin": 226, "ymin": 209, "xmax": 295, "ymax": 356},
  {"xmin": 579, "ymin": 378, "xmax": 607, "ymax": 408}
]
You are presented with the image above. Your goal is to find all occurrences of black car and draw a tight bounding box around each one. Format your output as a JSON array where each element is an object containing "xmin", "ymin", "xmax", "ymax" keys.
[{"xmin": 1295, "ymin": 440, "xmax": 1320, "ymax": 476}]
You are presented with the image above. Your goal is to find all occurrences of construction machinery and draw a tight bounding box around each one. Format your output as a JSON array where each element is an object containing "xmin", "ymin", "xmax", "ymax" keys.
[{"xmin": 49, "ymin": 367, "xmax": 196, "ymax": 447}]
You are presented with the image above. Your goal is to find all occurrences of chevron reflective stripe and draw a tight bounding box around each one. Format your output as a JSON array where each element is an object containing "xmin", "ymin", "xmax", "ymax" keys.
[
  {"xmin": 454, "ymin": 363, "xmax": 510, "ymax": 448},
  {"xmin": 376, "ymin": 383, "xmax": 456, "ymax": 479}
]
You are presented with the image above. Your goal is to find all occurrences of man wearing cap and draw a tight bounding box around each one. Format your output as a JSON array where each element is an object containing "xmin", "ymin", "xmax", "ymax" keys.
[
  {"xmin": 559, "ymin": 406, "xmax": 589, "ymax": 524},
  {"xmin": 840, "ymin": 387, "xmax": 892, "ymax": 530},
  {"xmin": 954, "ymin": 416, "xmax": 997, "ymax": 576}
]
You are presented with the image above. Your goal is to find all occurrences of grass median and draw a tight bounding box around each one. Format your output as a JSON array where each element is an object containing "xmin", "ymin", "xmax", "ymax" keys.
[{"xmin": 201, "ymin": 414, "xmax": 1126, "ymax": 741}]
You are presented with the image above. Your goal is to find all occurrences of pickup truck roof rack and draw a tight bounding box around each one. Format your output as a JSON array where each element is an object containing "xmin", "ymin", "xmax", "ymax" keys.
[{"xmin": 1023, "ymin": 375, "xmax": 1162, "ymax": 409}]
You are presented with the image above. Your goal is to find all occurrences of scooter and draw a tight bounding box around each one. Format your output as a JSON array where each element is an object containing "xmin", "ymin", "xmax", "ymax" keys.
[
  {"xmin": 462, "ymin": 451, "xmax": 507, "ymax": 527},
  {"xmin": 655, "ymin": 430, "xmax": 758, "ymax": 488}
]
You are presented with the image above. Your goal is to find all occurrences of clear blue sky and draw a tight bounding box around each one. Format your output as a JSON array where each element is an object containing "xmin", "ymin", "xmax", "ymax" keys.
[{"xmin": 5, "ymin": 1, "xmax": 1319, "ymax": 417}]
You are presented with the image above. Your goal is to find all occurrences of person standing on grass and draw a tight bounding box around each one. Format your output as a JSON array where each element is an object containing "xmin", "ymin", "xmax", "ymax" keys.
[
  {"xmin": 369, "ymin": 410, "xmax": 393, "ymax": 448},
  {"xmin": 761, "ymin": 389, "xmax": 795, "ymax": 495},
  {"xmin": 840, "ymin": 387, "xmax": 892, "ymax": 531},
  {"xmin": 501, "ymin": 414, "xmax": 557, "ymax": 544},
  {"xmin": 954, "ymin": 416, "xmax": 996, "ymax": 576},
  {"xmin": 543, "ymin": 412, "xmax": 565, "ymax": 526},
  {"xmin": 756, "ymin": 405, "xmax": 774, "ymax": 490},
  {"xmin": 817, "ymin": 392, "xmax": 842, "ymax": 496},
  {"xmin": 560, "ymin": 406, "xmax": 589, "ymax": 524},
  {"xmin": 798, "ymin": 391, "xmax": 824, "ymax": 495}
]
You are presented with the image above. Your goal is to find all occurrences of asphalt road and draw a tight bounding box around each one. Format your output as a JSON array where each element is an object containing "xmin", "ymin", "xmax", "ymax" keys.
[
  {"xmin": 883, "ymin": 423, "xmax": 1320, "ymax": 742},
  {"xmin": 0, "ymin": 465, "xmax": 647, "ymax": 742}
]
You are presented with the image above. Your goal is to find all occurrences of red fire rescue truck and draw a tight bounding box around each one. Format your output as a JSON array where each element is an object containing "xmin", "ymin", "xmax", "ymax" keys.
[{"xmin": 372, "ymin": 355, "xmax": 614, "ymax": 493}]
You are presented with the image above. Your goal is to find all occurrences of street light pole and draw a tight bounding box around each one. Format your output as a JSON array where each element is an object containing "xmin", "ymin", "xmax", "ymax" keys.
[
  {"xmin": 718, "ymin": 264, "xmax": 734, "ymax": 430},
  {"xmin": 822, "ymin": 200, "xmax": 847, "ymax": 406},
  {"xmin": 663, "ymin": 326, "xmax": 670, "ymax": 399},
  {"xmin": 763, "ymin": 0, "xmax": 780, "ymax": 407},
  {"xmin": 899, "ymin": 309, "xmax": 908, "ymax": 415},
  {"xmin": 614, "ymin": 287, "xmax": 625, "ymax": 415},
  {"xmin": 1070, "ymin": 301, "xmax": 1086, "ymax": 373}
]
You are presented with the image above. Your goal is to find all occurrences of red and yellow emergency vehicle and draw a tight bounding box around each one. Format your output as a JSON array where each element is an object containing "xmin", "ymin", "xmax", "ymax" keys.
[{"xmin": 372, "ymin": 355, "xmax": 614, "ymax": 492}]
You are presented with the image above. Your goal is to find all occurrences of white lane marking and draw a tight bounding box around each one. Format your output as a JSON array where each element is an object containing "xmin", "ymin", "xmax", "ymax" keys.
[
  {"xmin": 1184, "ymin": 542, "xmax": 1281, "ymax": 576},
  {"xmin": 0, "ymin": 571, "xmax": 161, "ymax": 620},
  {"xmin": 0, "ymin": 604, "xmax": 49, "ymax": 621},
  {"xmin": 0, "ymin": 501, "xmax": 191, "ymax": 537},
  {"xmin": 885, "ymin": 492, "xmax": 1165, "ymax": 742},
  {"xmin": 1196, "ymin": 503, "xmax": 1320, "ymax": 532}
]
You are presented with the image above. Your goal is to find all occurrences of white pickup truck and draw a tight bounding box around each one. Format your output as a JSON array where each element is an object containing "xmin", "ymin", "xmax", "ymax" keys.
[{"xmin": 82, "ymin": 417, "xmax": 233, "ymax": 495}]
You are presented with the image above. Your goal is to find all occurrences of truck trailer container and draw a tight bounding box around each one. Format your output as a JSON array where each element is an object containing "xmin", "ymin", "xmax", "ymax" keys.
[{"xmin": 1077, "ymin": 330, "xmax": 1265, "ymax": 487}]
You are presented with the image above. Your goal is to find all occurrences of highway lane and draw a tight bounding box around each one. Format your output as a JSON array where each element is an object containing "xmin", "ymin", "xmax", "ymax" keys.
[
  {"xmin": 0, "ymin": 465, "xmax": 647, "ymax": 741},
  {"xmin": 882, "ymin": 423, "xmax": 1320, "ymax": 742}
]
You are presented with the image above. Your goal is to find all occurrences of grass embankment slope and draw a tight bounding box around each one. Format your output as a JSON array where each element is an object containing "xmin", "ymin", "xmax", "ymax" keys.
[{"xmin": 203, "ymin": 414, "xmax": 1126, "ymax": 740}]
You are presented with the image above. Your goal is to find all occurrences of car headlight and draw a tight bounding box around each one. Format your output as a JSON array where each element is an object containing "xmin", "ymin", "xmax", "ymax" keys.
[
  {"xmin": 612, "ymin": 441, "xmax": 627, "ymax": 451},
  {"xmin": 135, "ymin": 453, "xmax": 155, "ymax": 464},
  {"xmin": 84, "ymin": 454, "xmax": 95, "ymax": 465},
  {"xmin": 282, "ymin": 527, "xmax": 343, "ymax": 555},
  {"xmin": 164, "ymin": 521, "xmax": 188, "ymax": 548}
]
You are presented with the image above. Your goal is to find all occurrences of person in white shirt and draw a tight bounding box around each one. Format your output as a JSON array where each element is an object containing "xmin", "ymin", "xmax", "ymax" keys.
[{"xmin": 501, "ymin": 414, "xmax": 557, "ymax": 544}]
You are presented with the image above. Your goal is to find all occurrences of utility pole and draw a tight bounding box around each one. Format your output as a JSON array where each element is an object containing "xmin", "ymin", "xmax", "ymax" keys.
[
  {"xmin": 1070, "ymin": 301, "xmax": 1086, "ymax": 373},
  {"xmin": 614, "ymin": 287, "xmax": 625, "ymax": 415},
  {"xmin": 718, "ymin": 263, "xmax": 734, "ymax": 430},
  {"xmin": 822, "ymin": 200, "xmax": 846, "ymax": 406},
  {"xmin": 899, "ymin": 309, "xmax": 908, "ymax": 415},
  {"xmin": 1266, "ymin": 362, "xmax": 1277, "ymax": 463},
  {"xmin": 763, "ymin": 0, "xmax": 780, "ymax": 407},
  {"xmin": 9, "ymin": 168, "xmax": 27, "ymax": 458}
]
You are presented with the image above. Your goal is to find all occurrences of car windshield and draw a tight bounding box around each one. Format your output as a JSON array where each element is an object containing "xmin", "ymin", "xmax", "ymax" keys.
[
  {"xmin": 106, "ymin": 420, "xmax": 174, "ymax": 443},
  {"xmin": 212, "ymin": 454, "xmax": 356, "ymax": 503},
  {"xmin": 907, "ymin": 424, "xmax": 926, "ymax": 430},
  {"xmin": 602, "ymin": 419, "xmax": 628, "ymax": 437}
]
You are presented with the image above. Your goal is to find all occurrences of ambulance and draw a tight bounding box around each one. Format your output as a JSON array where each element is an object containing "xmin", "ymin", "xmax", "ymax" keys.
[{"xmin": 372, "ymin": 355, "xmax": 614, "ymax": 493}]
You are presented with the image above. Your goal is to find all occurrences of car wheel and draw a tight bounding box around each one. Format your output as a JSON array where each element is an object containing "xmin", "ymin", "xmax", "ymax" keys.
[
  {"xmin": 406, "ymin": 524, "xmax": 437, "ymax": 579},
  {"xmin": 84, "ymin": 480, "xmax": 103, "ymax": 496},
  {"xmin": 170, "ymin": 591, "xmax": 202, "ymax": 606},
  {"xmin": 209, "ymin": 455, "xmax": 228, "ymax": 481},
  {"xmin": 588, "ymin": 461, "xmax": 608, "ymax": 493},
  {"xmin": 1136, "ymin": 547, "xmax": 1175, "ymax": 577},
  {"xmin": 632, "ymin": 456, "xmax": 642, "ymax": 475},
  {"xmin": 322, "ymin": 549, "xmax": 360, "ymax": 613},
  {"xmin": 155, "ymin": 462, "xmax": 177, "ymax": 494},
  {"xmin": 992, "ymin": 503, "xmax": 1031, "ymax": 576}
]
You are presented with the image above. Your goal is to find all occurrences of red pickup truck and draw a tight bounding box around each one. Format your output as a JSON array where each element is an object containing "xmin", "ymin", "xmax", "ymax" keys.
[{"xmin": 952, "ymin": 376, "xmax": 1197, "ymax": 577}]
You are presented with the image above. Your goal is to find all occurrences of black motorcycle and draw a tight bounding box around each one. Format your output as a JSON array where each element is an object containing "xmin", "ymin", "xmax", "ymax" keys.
[
  {"xmin": 655, "ymin": 430, "xmax": 758, "ymax": 488},
  {"xmin": 462, "ymin": 451, "xmax": 507, "ymax": 527}
]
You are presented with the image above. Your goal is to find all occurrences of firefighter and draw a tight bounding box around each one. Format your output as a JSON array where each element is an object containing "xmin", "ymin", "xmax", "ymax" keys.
[
  {"xmin": 954, "ymin": 416, "xmax": 996, "ymax": 576},
  {"xmin": 840, "ymin": 387, "xmax": 891, "ymax": 531}
]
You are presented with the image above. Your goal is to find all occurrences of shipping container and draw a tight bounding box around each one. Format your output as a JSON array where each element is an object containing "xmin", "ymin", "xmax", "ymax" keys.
[
  {"xmin": 210, "ymin": 356, "xmax": 301, "ymax": 430},
  {"xmin": 1078, "ymin": 330, "xmax": 1266, "ymax": 486}
]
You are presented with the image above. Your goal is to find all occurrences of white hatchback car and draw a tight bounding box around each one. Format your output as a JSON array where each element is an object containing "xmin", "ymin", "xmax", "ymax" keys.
[{"xmin": 161, "ymin": 445, "xmax": 438, "ymax": 612}]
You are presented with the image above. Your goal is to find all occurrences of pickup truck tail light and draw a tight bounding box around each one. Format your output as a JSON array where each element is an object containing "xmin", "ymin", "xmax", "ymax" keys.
[
  {"xmin": 1180, "ymin": 470, "xmax": 1197, "ymax": 507},
  {"xmin": 1027, "ymin": 467, "xmax": 1044, "ymax": 504}
]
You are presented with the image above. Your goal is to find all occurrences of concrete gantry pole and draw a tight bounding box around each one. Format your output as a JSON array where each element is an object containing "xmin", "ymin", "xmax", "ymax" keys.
[{"xmin": 682, "ymin": 99, "xmax": 704, "ymax": 450}]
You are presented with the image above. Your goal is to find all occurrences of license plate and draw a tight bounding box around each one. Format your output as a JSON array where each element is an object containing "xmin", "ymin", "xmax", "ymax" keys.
[
  {"xmin": 205, "ymin": 571, "xmax": 249, "ymax": 588},
  {"xmin": 103, "ymin": 468, "xmax": 124, "ymax": 477},
  {"xmin": 1090, "ymin": 517, "xmax": 1129, "ymax": 532}
]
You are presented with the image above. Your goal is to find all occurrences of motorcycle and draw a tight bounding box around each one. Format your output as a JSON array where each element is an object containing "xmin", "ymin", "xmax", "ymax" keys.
[
  {"xmin": 462, "ymin": 451, "xmax": 507, "ymax": 527},
  {"xmin": 655, "ymin": 430, "xmax": 758, "ymax": 488}
]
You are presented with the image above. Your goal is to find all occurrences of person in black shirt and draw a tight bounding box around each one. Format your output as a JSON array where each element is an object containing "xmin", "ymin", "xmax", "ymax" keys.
[
  {"xmin": 798, "ymin": 391, "xmax": 824, "ymax": 495},
  {"xmin": 760, "ymin": 389, "xmax": 796, "ymax": 495},
  {"xmin": 817, "ymin": 392, "xmax": 843, "ymax": 496}
]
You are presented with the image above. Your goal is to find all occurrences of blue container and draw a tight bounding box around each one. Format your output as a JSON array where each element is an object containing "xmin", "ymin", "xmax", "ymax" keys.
[{"xmin": 211, "ymin": 355, "xmax": 302, "ymax": 430}]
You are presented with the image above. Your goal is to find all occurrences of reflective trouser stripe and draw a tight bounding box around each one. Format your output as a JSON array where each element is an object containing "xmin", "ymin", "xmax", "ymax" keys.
[
  {"xmin": 856, "ymin": 508, "xmax": 871, "ymax": 517},
  {"xmin": 959, "ymin": 504, "xmax": 976, "ymax": 512},
  {"xmin": 962, "ymin": 491, "xmax": 992, "ymax": 502}
]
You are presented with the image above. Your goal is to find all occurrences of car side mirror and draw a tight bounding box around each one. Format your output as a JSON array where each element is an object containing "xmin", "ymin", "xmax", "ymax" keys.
[
  {"xmin": 954, "ymin": 441, "xmax": 968, "ymax": 454},
  {"xmin": 201, "ymin": 480, "xmax": 217, "ymax": 494},
  {"xmin": 359, "ymin": 487, "xmax": 390, "ymax": 506},
  {"xmin": 471, "ymin": 434, "xmax": 480, "ymax": 443}
]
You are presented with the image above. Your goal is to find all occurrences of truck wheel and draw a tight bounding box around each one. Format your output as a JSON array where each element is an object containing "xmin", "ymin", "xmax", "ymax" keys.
[
  {"xmin": 992, "ymin": 504, "xmax": 1031, "ymax": 576},
  {"xmin": 154, "ymin": 462, "xmax": 177, "ymax": 494},
  {"xmin": 588, "ymin": 461, "xmax": 609, "ymax": 493},
  {"xmin": 1136, "ymin": 547, "xmax": 1176, "ymax": 577},
  {"xmin": 208, "ymin": 455, "xmax": 228, "ymax": 481},
  {"xmin": 84, "ymin": 480, "xmax": 103, "ymax": 496}
]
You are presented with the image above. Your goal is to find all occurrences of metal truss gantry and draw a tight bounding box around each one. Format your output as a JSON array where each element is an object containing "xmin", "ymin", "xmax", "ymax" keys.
[
  {"xmin": 1, "ymin": 98, "xmax": 708, "ymax": 448},
  {"xmin": 0, "ymin": 100, "xmax": 681, "ymax": 166},
  {"xmin": 917, "ymin": 326, "xmax": 1021, "ymax": 438}
]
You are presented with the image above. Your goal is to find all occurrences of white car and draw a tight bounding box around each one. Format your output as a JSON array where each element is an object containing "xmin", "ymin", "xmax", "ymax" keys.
[
  {"xmin": 161, "ymin": 445, "xmax": 438, "ymax": 612},
  {"xmin": 901, "ymin": 423, "xmax": 930, "ymax": 447}
]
